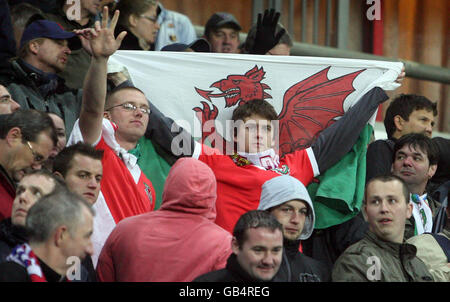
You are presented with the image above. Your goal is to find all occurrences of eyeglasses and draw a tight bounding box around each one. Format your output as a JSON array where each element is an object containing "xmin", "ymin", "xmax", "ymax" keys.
[
  {"xmin": 106, "ymin": 102, "xmax": 151, "ymax": 115},
  {"xmin": 140, "ymin": 15, "xmax": 158, "ymax": 23},
  {"xmin": 25, "ymin": 141, "xmax": 45, "ymax": 163}
]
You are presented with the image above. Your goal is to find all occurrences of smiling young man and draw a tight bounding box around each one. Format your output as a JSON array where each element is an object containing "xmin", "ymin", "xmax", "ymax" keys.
[
  {"xmin": 194, "ymin": 210, "xmax": 284, "ymax": 282},
  {"xmin": 391, "ymin": 133, "xmax": 441, "ymax": 238},
  {"xmin": 332, "ymin": 175, "xmax": 433, "ymax": 282}
]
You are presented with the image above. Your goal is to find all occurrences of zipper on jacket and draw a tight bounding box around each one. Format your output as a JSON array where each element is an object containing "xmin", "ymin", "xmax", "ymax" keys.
[
  {"xmin": 44, "ymin": 99, "xmax": 49, "ymax": 112},
  {"xmin": 399, "ymin": 248, "xmax": 413, "ymax": 281}
]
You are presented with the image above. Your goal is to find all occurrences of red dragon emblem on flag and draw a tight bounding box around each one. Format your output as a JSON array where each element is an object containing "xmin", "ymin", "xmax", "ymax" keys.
[{"xmin": 193, "ymin": 65, "xmax": 365, "ymax": 156}]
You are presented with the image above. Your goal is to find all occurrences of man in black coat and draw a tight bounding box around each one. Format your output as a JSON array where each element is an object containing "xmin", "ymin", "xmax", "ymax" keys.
[{"xmin": 193, "ymin": 210, "xmax": 285, "ymax": 282}]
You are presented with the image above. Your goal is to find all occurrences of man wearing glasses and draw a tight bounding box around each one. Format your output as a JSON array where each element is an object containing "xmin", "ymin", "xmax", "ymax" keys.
[
  {"xmin": 0, "ymin": 109, "xmax": 57, "ymax": 220},
  {"xmin": 67, "ymin": 8, "xmax": 157, "ymax": 267}
]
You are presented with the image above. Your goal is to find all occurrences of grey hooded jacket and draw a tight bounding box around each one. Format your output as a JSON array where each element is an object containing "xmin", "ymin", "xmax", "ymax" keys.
[{"xmin": 259, "ymin": 175, "xmax": 331, "ymax": 281}]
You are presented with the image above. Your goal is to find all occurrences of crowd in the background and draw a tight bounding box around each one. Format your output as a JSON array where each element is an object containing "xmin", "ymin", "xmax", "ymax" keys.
[{"xmin": 0, "ymin": 0, "xmax": 448, "ymax": 282}]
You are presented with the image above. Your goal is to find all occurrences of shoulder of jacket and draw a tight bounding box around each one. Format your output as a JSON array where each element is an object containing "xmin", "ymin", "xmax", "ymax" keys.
[
  {"xmin": 340, "ymin": 237, "xmax": 380, "ymax": 258},
  {"xmin": 0, "ymin": 61, "xmax": 22, "ymax": 84},
  {"xmin": 193, "ymin": 268, "xmax": 229, "ymax": 282},
  {"xmin": 368, "ymin": 139, "xmax": 393, "ymax": 149},
  {"xmin": 406, "ymin": 233, "xmax": 435, "ymax": 246}
]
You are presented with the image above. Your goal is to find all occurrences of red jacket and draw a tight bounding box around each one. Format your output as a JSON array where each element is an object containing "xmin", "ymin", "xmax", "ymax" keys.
[
  {"xmin": 96, "ymin": 158, "xmax": 232, "ymax": 282},
  {"xmin": 0, "ymin": 165, "xmax": 15, "ymax": 221}
]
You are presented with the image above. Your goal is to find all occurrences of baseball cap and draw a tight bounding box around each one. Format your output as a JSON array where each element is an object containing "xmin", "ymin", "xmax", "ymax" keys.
[
  {"xmin": 20, "ymin": 20, "xmax": 82, "ymax": 51},
  {"xmin": 204, "ymin": 12, "xmax": 242, "ymax": 36},
  {"xmin": 161, "ymin": 38, "xmax": 211, "ymax": 52}
]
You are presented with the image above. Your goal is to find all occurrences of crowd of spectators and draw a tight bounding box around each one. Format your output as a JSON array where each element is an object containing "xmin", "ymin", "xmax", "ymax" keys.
[{"xmin": 0, "ymin": 0, "xmax": 448, "ymax": 282}]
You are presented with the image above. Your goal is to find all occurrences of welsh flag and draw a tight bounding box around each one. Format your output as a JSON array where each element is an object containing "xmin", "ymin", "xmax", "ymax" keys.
[{"xmin": 109, "ymin": 51, "xmax": 402, "ymax": 229}]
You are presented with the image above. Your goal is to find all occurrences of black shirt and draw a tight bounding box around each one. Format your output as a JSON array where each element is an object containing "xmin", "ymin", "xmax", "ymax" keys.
[{"xmin": 0, "ymin": 257, "xmax": 67, "ymax": 282}]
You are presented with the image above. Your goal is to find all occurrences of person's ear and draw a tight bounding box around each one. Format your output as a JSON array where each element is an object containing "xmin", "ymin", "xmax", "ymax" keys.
[
  {"xmin": 54, "ymin": 225, "xmax": 68, "ymax": 247},
  {"xmin": 28, "ymin": 40, "xmax": 41, "ymax": 55},
  {"xmin": 427, "ymin": 164, "xmax": 437, "ymax": 179},
  {"xmin": 231, "ymin": 237, "xmax": 240, "ymax": 255},
  {"xmin": 103, "ymin": 111, "xmax": 111, "ymax": 120},
  {"xmin": 6, "ymin": 127, "xmax": 22, "ymax": 147},
  {"xmin": 53, "ymin": 171, "xmax": 64, "ymax": 180},
  {"xmin": 393, "ymin": 115, "xmax": 405, "ymax": 133},
  {"xmin": 362, "ymin": 203, "xmax": 368, "ymax": 221},
  {"xmin": 406, "ymin": 202, "xmax": 413, "ymax": 219},
  {"xmin": 128, "ymin": 14, "xmax": 138, "ymax": 28}
]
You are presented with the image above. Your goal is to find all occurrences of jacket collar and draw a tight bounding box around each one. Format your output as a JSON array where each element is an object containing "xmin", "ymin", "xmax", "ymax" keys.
[
  {"xmin": 226, "ymin": 253, "xmax": 277, "ymax": 282},
  {"xmin": 226, "ymin": 254, "xmax": 260, "ymax": 282},
  {"xmin": 12, "ymin": 59, "xmax": 67, "ymax": 96},
  {"xmin": 283, "ymin": 238, "xmax": 301, "ymax": 258},
  {"xmin": 0, "ymin": 218, "xmax": 29, "ymax": 248},
  {"xmin": 365, "ymin": 230, "xmax": 417, "ymax": 258},
  {"xmin": 157, "ymin": 2, "xmax": 167, "ymax": 23},
  {"xmin": 39, "ymin": 257, "xmax": 67, "ymax": 282}
]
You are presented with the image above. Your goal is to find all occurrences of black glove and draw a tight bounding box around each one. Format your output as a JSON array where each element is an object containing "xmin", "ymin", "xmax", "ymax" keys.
[{"xmin": 249, "ymin": 9, "xmax": 286, "ymax": 55}]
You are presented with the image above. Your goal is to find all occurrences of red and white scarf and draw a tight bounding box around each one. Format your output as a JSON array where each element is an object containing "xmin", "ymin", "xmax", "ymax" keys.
[
  {"xmin": 234, "ymin": 149, "xmax": 280, "ymax": 170},
  {"xmin": 6, "ymin": 243, "xmax": 46, "ymax": 282}
]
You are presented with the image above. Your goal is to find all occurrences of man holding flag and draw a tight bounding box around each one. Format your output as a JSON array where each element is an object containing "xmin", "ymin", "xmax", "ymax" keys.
[
  {"xmin": 80, "ymin": 8, "xmax": 404, "ymax": 266},
  {"xmin": 188, "ymin": 85, "xmax": 392, "ymax": 233},
  {"xmin": 107, "ymin": 13, "xmax": 404, "ymax": 237}
]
